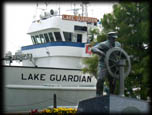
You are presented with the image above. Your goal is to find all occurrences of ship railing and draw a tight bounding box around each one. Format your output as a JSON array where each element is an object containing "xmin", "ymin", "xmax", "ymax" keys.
[
  {"xmin": 33, "ymin": 15, "xmax": 63, "ymax": 23},
  {"xmin": 43, "ymin": 84, "xmax": 96, "ymax": 88}
]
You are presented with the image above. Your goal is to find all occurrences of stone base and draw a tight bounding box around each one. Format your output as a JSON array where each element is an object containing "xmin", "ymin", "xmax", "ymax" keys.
[{"xmin": 77, "ymin": 94, "xmax": 150, "ymax": 114}]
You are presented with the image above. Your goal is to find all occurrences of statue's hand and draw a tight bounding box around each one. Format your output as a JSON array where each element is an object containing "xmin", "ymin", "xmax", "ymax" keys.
[
  {"xmin": 99, "ymin": 51, "xmax": 105, "ymax": 57},
  {"xmin": 91, "ymin": 47, "xmax": 105, "ymax": 56}
]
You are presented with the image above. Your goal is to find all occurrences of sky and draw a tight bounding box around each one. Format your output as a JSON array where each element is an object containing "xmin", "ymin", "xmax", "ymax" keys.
[{"xmin": 4, "ymin": 2, "xmax": 116, "ymax": 56}]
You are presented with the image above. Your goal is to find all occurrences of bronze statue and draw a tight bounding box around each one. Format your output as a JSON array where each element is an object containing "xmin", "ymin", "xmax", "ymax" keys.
[{"xmin": 91, "ymin": 32, "xmax": 121, "ymax": 96}]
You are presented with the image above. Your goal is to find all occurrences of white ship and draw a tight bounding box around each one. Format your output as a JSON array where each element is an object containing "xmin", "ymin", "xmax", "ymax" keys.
[{"xmin": 3, "ymin": 3, "xmax": 98, "ymax": 113}]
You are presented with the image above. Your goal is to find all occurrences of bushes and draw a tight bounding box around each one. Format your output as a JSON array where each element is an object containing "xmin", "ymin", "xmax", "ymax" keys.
[{"xmin": 30, "ymin": 107, "xmax": 77, "ymax": 114}]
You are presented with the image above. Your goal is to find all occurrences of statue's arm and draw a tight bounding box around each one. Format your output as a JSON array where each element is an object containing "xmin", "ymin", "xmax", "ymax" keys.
[{"xmin": 91, "ymin": 45, "xmax": 105, "ymax": 56}]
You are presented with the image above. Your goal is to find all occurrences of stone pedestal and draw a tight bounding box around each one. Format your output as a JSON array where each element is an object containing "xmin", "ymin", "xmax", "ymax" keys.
[{"xmin": 77, "ymin": 94, "xmax": 150, "ymax": 114}]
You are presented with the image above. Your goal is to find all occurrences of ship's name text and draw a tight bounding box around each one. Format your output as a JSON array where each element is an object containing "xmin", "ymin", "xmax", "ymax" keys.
[{"xmin": 21, "ymin": 73, "xmax": 92, "ymax": 82}]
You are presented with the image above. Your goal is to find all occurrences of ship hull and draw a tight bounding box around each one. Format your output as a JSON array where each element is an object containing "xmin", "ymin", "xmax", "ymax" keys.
[{"xmin": 3, "ymin": 66, "xmax": 96, "ymax": 112}]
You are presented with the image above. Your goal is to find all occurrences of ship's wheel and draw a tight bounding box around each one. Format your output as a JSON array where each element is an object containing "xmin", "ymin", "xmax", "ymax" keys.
[{"xmin": 105, "ymin": 47, "xmax": 131, "ymax": 79}]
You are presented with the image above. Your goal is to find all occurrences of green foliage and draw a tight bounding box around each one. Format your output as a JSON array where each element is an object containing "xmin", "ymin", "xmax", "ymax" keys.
[
  {"xmin": 83, "ymin": 2, "xmax": 150, "ymax": 100},
  {"xmin": 82, "ymin": 55, "xmax": 98, "ymax": 77}
]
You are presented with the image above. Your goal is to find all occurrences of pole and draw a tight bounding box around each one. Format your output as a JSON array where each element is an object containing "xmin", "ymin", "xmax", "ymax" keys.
[
  {"xmin": 53, "ymin": 94, "xmax": 57, "ymax": 108},
  {"xmin": 119, "ymin": 59, "xmax": 126, "ymax": 96}
]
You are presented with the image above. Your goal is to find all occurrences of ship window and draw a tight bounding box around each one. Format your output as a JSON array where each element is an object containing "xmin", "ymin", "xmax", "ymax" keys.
[
  {"xmin": 48, "ymin": 32, "xmax": 54, "ymax": 42},
  {"xmin": 44, "ymin": 33, "xmax": 50, "ymax": 43},
  {"xmin": 74, "ymin": 26, "xmax": 87, "ymax": 31},
  {"xmin": 40, "ymin": 34, "xmax": 46, "ymax": 43},
  {"xmin": 33, "ymin": 36, "xmax": 38, "ymax": 44},
  {"xmin": 63, "ymin": 32, "xmax": 72, "ymax": 42},
  {"xmin": 31, "ymin": 36, "xmax": 36, "ymax": 44},
  {"xmin": 54, "ymin": 32, "xmax": 62, "ymax": 41},
  {"xmin": 77, "ymin": 34, "xmax": 82, "ymax": 43},
  {"xmin": 35, "ymin": 35, "xmax": 42, "ymax": 44}
]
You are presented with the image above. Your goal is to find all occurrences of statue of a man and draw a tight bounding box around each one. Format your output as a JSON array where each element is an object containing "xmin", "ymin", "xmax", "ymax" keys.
[{"xmin": 91, "ymin": 32, "xmax": 121, "ymax": 96}]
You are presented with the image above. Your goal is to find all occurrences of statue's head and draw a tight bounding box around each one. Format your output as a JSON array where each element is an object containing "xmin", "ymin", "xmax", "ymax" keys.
[
  {"xmin": 107, "ymin": 32, "xmax": 118, "ymax": 46},
  {"xmin": 108, "ymin": 32, "xmax": 118, "ymax": 40}
]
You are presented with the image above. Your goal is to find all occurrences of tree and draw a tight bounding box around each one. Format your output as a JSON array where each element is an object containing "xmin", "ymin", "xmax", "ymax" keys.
[{"xmin": 83, "ymin": 2, "xmax": 150, "ymax": 100}]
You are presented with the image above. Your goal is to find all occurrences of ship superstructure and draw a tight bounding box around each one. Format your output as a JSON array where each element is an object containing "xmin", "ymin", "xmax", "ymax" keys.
[{"xmin": 21, "ymin": 9, "xmax": 98, "ymax": 69}]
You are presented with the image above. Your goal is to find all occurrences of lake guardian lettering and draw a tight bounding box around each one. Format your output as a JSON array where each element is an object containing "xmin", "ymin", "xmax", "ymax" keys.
[
  {"xmin": 50, "ymin": 74, "xmax": 92, "ymax": 82},
  {"xmin": 21, "ymin": 73, "xmax": 92, "ymax": 82},
  {"xmin": 21, "ymin": 73, "xmax": 46, "ymax": 81}
]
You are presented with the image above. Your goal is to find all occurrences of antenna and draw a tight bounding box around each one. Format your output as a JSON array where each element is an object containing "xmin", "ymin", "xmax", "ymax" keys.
[
  {"xmin": 36, "ymin": 3, "xmax": 38, "ymax": 8},
  {"xmin": 84, "ymin": 3, "xmax": 88, "ymax": 17},
  {"xmin": 73, "ymin": 3, "xmax": 78, "ymax": 15},
  {"xmin": 80, "ymin": 3, "xmax": 84, "ymax": 16},
  {"xmin": 80, "ymin": 1, "xmax": 89, "ymax": 17},
  {"xmin": 36, "ymin": 3, "xmax": 47, "ymax": 11},
  {"xmin": 66, "ymin": 3, "xmax": 81, "ymax": 15},
  {"xmin": 45, "ymin": 2, "xmax": 48, "ymax": 10},
  {"xmin": 32, "ymin": 3, "xmax": 39, "ymax": 21},
  {"xmin": 58, "ymin": 4, "xmax": 60, "ymax": 16}
]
